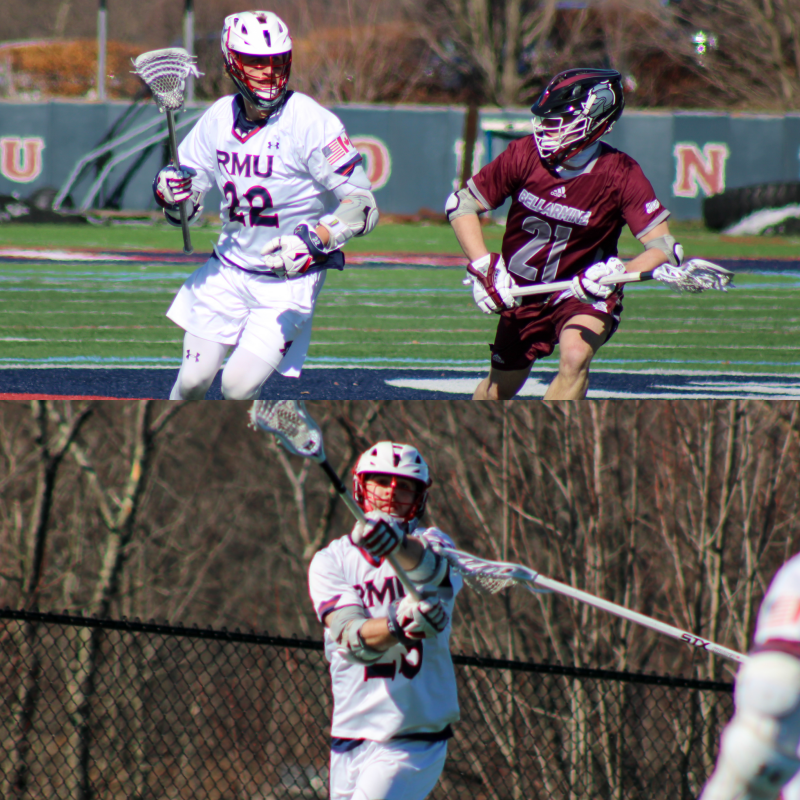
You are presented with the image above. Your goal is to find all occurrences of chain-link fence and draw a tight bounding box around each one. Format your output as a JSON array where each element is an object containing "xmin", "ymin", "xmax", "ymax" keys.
[{"xmin": 0, "ymin": 609, "xmax": 734, "ymax": 800}]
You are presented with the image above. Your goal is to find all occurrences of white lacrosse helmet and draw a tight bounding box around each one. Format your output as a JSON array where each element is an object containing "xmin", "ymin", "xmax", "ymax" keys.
[
  {"xmin": 353, "ymin": 442, "xmax": 432, "ymax": 525},
  {"xmin": 221, "ymin": 11, "xmax": 292, "ymax": 111}
]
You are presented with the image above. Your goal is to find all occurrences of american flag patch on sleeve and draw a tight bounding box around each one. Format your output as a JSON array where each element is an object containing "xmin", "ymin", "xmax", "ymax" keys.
[{"xmin": 322, "ymin": 134, "xmax": 355, "ymax": 166}]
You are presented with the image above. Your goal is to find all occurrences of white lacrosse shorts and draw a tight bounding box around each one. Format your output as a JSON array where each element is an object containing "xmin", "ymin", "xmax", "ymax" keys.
[
  {"xmin": 329, "ymin": 739, "xmax": 447, "ymax": 800},
  {"xmin": 166, "ymin": 255, "xmax": 326, "ymax": 377}
]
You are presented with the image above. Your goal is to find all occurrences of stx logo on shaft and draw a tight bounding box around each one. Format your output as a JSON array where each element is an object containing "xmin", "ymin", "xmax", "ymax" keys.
[{"xmin": 681, "ymin": 633, "xmax": 712, "ymax": 650}]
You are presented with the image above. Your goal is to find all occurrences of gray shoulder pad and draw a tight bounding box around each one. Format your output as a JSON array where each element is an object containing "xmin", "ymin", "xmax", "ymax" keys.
[
  {"xmin": 644, "ymin": 235, "xmax": 683, "ymax": 266},
  {"xmin": 445, "ymin": 187, "xmax": 485, "ymax": 222}
]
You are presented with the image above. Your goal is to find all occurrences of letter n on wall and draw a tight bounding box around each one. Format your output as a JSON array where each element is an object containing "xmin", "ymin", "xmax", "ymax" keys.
[
  {"xmin": 672, "ymin": 142, "xmax": 730, "ymax": 198},
  {"xmin": 1, "ymin": 137, "xmax": 46, "ymax": 183}
]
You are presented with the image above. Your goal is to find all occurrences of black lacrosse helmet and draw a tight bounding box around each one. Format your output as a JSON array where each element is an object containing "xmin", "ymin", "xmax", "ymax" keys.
[{"xmin": 530, "ymin": 68, "xmax": 625, "ymax": 167}]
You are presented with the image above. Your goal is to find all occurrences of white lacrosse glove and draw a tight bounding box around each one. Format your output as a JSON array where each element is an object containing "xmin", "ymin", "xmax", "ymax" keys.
[
  {"xmin": 261, "ymin": 222, "xmax": 330, "ymax": 278},
  {"xmin": 463, "ymin": 253, "xmax": 519, "ymax": 314},
  {"xmin": 153, "ymin": 164, "xmax": 196, "ymax": 208},
  {"xmin": 571, "ymin": 257, "xmax": 627, "ymax": 303},
  {"xmin": 349, "ymin": 510, "xmax": 405, "ymax": 559},
  {"xmin": 387, "ymin": 595, "xmax": 448, "ymax": 645}
]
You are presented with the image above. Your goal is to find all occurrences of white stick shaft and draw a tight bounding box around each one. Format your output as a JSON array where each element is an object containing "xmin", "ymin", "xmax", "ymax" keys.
[
  {"xmin": 531, "ymin": 573, "xmax": 747, "ymax": 664},
  {"xmin": 511, "ymin": 270, "xmax": 654, "ymax": 298}
]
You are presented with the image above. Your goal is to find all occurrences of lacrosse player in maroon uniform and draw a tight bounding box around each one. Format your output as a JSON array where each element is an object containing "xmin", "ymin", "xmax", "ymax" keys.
[{"xmin": 448, "ymin": 68, "xmax": 683, "ymax": 400}]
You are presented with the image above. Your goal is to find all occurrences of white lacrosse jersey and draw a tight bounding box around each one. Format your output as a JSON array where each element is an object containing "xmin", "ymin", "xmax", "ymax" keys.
[
  {"xmin": 754, "ymin": 553, "xmax": 800, "ymax": 646},
  {"xmin": 308, "ymin": 527, "xmax": 462, "ymax": 742},
  {"xmin": 178, "ymin": 91, "xmax": 363, "ymax": 272}
]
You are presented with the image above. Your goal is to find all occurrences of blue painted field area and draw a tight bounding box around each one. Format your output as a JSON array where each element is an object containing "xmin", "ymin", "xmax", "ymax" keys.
[{"xmin": 3, "ymin": 366, "xmax": 800, "ymax": 400}]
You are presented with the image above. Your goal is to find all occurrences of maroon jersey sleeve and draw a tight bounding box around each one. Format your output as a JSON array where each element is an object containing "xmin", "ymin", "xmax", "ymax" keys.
[
  {"xmin": 468, "ymin": 138, "xmax": 536, "ymax": 210},
  {"xmin": 617, "ymin": 154, "xmax": 670, "ymax": 237}
]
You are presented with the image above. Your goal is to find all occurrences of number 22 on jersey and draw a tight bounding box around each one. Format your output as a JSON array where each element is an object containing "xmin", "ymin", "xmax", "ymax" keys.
[{"xmin": 223, "ymin": 181, "xmax": 279, "ymax": 228}]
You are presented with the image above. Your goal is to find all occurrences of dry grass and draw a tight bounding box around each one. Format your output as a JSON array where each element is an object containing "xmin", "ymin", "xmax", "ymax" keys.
[{"xmin": 2, "ymin": 39, "xmax": 144, "ymax": 99}]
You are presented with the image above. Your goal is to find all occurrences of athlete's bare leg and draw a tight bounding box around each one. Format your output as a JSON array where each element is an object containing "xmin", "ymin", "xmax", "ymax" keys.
[
  {"xmin": 543, "ymin": 314, "xmax": 611, "ymax": 400},
  {"xmin": 473, "ymin": 364, "xmax": 533, "ymax": 400}
]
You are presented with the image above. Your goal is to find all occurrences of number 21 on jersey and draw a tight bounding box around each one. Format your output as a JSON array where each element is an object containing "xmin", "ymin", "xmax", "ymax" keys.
[{"xmin": 507, "ymin": 214, "xmax": 573, "ymax": 283}]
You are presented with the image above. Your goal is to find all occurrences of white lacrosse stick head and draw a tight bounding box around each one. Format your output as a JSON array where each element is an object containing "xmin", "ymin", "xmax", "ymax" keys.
[
  {"xmin": 132, "ymin": 48, "xmax": 202, "ymax": 112},
  {"xmin": 433, "ymin": 546, "xmax": 550, "ymax": 595},
  {"xmin": 653, "ymin": 259, "xmax": 734, "ymax": 293},
  {"xmin": 249, "ymin": 400, "xmax": 326, "ymax": 462}
]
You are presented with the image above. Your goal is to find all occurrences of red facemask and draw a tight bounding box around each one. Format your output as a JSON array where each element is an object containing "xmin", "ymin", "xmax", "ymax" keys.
[
  {"xmin": 355, "ymin": 473, "xmax": 427, "ymax": 524},
  {"xmin": 228, "ymin": 51, "xmax": 291, "ymax": 102}
]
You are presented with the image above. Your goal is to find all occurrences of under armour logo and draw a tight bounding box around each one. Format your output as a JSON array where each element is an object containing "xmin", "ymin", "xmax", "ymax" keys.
[
  {"xmin": 266, "ymin": 141, "xmax": 280, "ymax": 149},
  {"xmin": 185, "ymin": 350, "xmax": 200, "ymax": 363},
  {"xmin": 279, "ymin": 340, "xmax": 293, "ymax": 356},
  {"xmin": 551, "ymin": 186, "xmax": 566, "ymax": 198}
]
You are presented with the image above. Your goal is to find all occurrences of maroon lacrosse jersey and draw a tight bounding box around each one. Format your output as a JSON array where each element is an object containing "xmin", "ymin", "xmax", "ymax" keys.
[{"xmin": 469, "ymin": 138, "xmax": 669, "ymax": 286}]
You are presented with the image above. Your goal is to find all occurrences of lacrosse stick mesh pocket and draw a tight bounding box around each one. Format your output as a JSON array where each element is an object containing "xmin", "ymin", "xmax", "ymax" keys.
[
  {"xmin": 249, "ymin": 401, "xmax": 324, "ymax": 460},
  {"xmin": 435, "ymin": 548, "xmax": 536, "ymax": 595},
  {"xmin": 133, "ymin": 48, "xmax": 201, "ymax": 112},
  {"xmin": 653, "ymin": 261, "xmax": 734, "ymax": 294}
]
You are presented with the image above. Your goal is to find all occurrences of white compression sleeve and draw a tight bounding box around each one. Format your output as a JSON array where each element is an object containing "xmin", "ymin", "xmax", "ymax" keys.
[
  {"xmin": 170, "ymin": 332, "xmax": 228, "ymax": 400},
  {"xmin": 220, "ymin": 345, "xmax": 278, "ymax": 400}
]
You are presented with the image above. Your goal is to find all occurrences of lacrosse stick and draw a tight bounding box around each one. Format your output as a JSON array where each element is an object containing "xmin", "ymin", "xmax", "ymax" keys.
[
  {"xmin": 509, "ymin": 259, "xmax": 734, "ymax": 299},
  {"xmin": 434, "ymin": 546, "xmax": 748, "ymax": 665},
  {"xmin": 133, "ymin": 48, "xmax": 202, "ymax": 255},
  {"xmin": 249, "ymin": 400, "xmax": 422, "ymax": 602}
]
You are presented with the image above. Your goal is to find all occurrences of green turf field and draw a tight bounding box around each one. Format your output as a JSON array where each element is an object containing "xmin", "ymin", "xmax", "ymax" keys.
[
  {"xmin": 1, "ymin": 221, "xmax": 799, "ymax": 373},
  {"xmin": 3, "ymin": 218, "xmax": 800, "ymax": 258}
]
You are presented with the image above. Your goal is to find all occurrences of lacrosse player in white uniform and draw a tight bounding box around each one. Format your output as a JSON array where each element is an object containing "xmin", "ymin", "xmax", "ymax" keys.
[
  {"xmin": 700, "ymin": 552, "xmax": 800, "ymax": 800},
  {"xmin": 308, "ymin": 442, "xmax": 462, "ymax": 800},
  {"xmin": 152, "ymin": 10, "xmax": 378, "ymax": 400}
]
